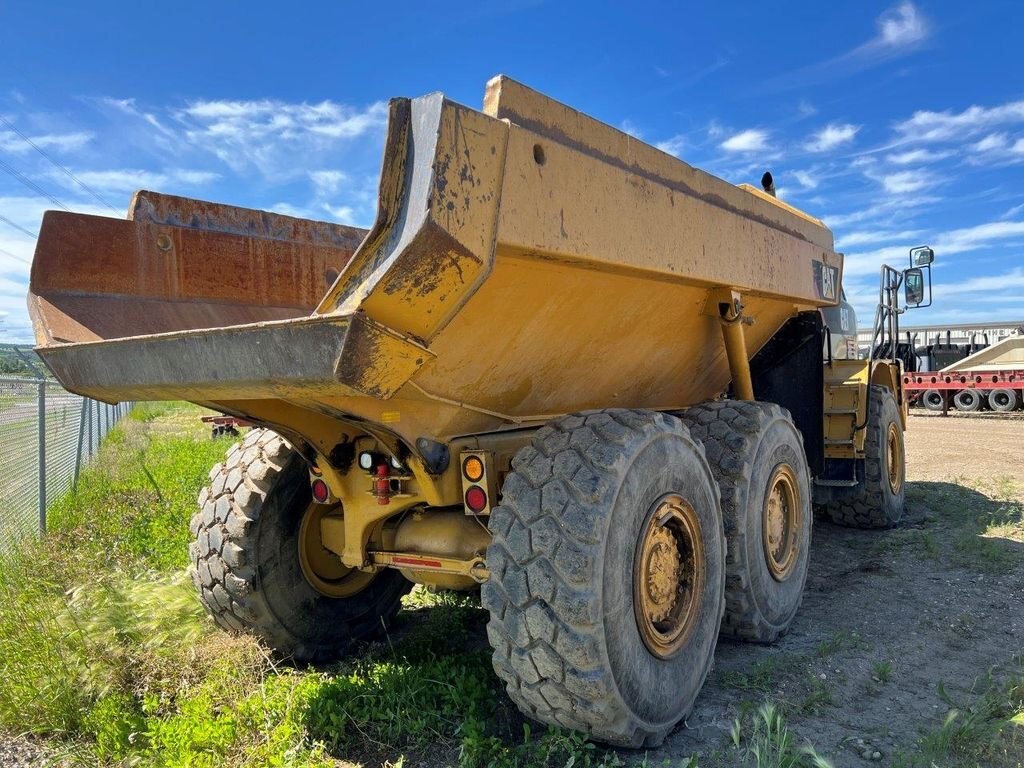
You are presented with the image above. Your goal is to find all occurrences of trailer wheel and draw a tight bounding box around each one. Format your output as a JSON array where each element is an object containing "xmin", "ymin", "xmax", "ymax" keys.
[
  {"xmin": 483, "ymin": 409, "xmax": 725, "ymax": 747},
  {"xmin": 824, "ymin": 386, "xmax": 905, "ymax": 529},
  {"xmin": 680, "ymin": 401, "xmax": 811, "ymax": 643},
  {"xmin": 190, "ymin": 428, "xmax": 410, "ymax": 662},
  {"xmin": 989, "ymin": 388, "xmax": 1018, "ymax": 412},
  {"xmin": 953, "ymin": 389, "xmax": 983, "ymax": 412},
  {"xmin": 922, "ymin": 390, "xmax": 944, "ymax": 411}
]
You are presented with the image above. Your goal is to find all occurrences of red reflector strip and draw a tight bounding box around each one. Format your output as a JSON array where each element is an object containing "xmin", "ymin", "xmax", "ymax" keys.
[{"xmin": 391, "ymin": 556, "xmax": 445, "ymax": 569}]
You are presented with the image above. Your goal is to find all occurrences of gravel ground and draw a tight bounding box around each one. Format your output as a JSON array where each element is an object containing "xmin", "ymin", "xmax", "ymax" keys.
[
  {"xmin": 0, "ymin": 735, "xmax": 53, "ymax": 767},
  {"xmin": 2, "ymin": 415, "xmax": 1019, "ymax": 766},
  {"xmin": 905, "ymin": 411, "xmax": 1024, "ymax": 482},
  {"xmin": 657, "ymin": 413, "xmax": 1024, "ymax": 766}
]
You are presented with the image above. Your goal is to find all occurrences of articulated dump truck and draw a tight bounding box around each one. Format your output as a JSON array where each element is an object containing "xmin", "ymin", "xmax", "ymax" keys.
[{"xmin": 29, "ymin": 76, "xmax": 930, "ymax": 747}]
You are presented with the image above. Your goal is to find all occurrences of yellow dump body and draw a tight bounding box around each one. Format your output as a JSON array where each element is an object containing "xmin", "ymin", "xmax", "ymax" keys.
[{"xmin": 29, "ymin": 76, "xmax": 842, "ymax": 463}]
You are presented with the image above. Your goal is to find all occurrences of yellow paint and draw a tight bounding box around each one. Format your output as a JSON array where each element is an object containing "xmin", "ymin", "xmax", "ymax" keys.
[{"xmin": 28, "ymin": 75, "xmax": 901, "ymax": 573}]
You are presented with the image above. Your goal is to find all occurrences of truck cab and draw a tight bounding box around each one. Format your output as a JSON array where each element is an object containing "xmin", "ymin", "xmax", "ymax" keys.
[{"xmin": 821, "ymin": 288, "xmax": 858, "ymax": 359}]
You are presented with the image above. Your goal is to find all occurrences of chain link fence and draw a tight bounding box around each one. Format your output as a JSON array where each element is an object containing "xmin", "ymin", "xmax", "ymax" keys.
[{"xmin": 0, "ymin": 346, "xmax": 131, "ymax": 543}]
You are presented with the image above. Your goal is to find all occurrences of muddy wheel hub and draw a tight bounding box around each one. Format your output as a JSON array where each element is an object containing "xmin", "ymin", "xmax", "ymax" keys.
[
  {"xmin": 634, "ymin": 494, "xmax": 704, "ymax": 659},
  {"xmin": 298, "ymin": 503, "xmax": 374, "ymax": 598},
  {"xmin": 762, "ymin": 464, "xmax": 800, "ymax": 582},
  {"xmin": 887, "ymin": 423, "xmax": 903, "ymax": 494}
]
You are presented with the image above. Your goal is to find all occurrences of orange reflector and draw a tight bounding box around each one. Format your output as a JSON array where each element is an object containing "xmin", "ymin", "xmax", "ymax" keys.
[
  {"xmin": 462, "ymin": 455, "xmax": 485, "ymax": 482},
  {"xmin": 465, "ymin": 485, "xmax": 487, "ymax": 513}
]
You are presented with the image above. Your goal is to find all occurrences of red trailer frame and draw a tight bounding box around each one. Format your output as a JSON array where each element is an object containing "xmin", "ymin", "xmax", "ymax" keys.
[{"xmin": 902, "ymin": 369, "xmax": 1024, "ymax": 413}]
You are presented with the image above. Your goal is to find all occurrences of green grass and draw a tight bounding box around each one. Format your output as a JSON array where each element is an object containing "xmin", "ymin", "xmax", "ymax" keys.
[
  {"xmin": 894, "ymin": 660, "xmax": 1024, "ymax": 767},
  {"xmin": 904, "ymin": 478, "xmax": 1024, "ymax": 575},
  {"xmin": 0, "ymin": 407, "xmax": 634, "ymax": 767},
  {"xmin": 3, "ymin": 408, "xmax": 1019, "ymax": 767},
  {"xmin": 873, "ymin": 661, "xmax": 893, "ymax": 684},
  {"xmin": 729, "ymin": 704, "xmax": 833, "ymax": 768}
]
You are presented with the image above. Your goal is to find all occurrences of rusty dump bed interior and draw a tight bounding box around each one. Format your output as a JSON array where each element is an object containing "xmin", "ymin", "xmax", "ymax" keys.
[{"xmin": 29, "ymin": 75, "xmax": 842, "ymax": 457}]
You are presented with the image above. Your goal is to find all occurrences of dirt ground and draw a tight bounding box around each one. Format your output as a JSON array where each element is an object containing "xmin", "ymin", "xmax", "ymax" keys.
[{"xmin": 653, "ymin": 413, "xmax": 1024, "ymax": 766}]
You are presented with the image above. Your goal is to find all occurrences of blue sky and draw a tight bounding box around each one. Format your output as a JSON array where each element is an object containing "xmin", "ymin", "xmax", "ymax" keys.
[{"xmin": 1, "ymin": 1, "xmax": 1023, "ymax": 342}]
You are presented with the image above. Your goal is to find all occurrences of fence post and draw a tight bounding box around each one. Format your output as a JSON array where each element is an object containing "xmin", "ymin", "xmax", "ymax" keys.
[
  {"xmin": 73, "ymin": 397, "xmax": 88, "ymax": 489},
  {"xmin": 37, "ymin": 379, "xmax": 46, "ymax": 535}
]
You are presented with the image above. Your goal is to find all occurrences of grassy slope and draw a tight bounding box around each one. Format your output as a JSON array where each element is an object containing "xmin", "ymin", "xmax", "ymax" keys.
[{"xmin": 0, "ymin": 404, "xmax": 1019, "ymax": 767}]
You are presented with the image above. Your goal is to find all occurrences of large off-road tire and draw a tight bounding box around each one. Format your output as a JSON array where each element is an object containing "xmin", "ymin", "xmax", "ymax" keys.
[
  {"xmin": 989, "ymin": 388, "xmax": 1019, "ymax": 413},
  {"xmin": 824, "ymin": 386, "xmax": 905, "ymax": 529},
  {"xmin": 190, "ymin": 428, "xmax": 410, "ymax": 662},
  {"xmin": 482, "ymin": 409, "xmax": 725, "ymax": 747},
  {"xmin": 680, "ymin": 401, "xmax": 811, "ymax": 643}
]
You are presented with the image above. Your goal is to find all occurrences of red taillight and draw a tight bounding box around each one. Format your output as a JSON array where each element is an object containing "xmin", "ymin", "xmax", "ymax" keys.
[
  {"xmin": 311, "ymin": 479, "xmax": 330, "ymax": 504},
  {"xmin": 465, "ymin": 485, "xmax": 487, "ymax": 513}
]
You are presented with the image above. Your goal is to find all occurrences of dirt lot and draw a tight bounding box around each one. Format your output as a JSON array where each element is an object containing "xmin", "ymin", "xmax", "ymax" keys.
[{"xmin": 653, "ymin": 413, "xmax": 1024, "ymax": 766}]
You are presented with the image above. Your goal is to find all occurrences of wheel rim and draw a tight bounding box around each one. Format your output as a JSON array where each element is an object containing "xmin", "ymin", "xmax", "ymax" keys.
[
  {"xmin": 633, "ymin": 494, "xmax": 704, "ymax": 659},
  {"xmin": 886, "ymin": 423, "xmax": 903, "ymax": 494},
  {"xmin": 298, "ymin": 504, "xmax": 375, "ymax": 598},
  {"xmin": 762, "ymin": 464, "xmax": 801, "ymax": 582},
  {"xmin": 994, "ymin": 392, "xmax": 1009, "ymax": 408}
]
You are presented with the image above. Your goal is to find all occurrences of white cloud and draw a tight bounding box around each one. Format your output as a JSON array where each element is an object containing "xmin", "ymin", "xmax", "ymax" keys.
[
  {"xmin": 937, "ymin": 220, "xmax": 1024, "ymax": 254},
  {"xmin": 972, "ymin": 133, "xmax": 1008, "ymax": 152},
  {"xmin": 875, "ymin": 1, "xmax": 929, "ymax": 47},
  {"xmin": 935, "ymin": 267, "xmax": 1024, "ymax": 296},
  {"xmin": 322, "ymin": 204, "xmax": 359, "ymax": 225},
  {"xmin": 0, "ymin": 130, "xmax": 93, "ymax": 155},
  {"xmin": 895, "ymin": 100, "xmax": 1024, "ymax": 143},
  {"xmin": 174, "ymin": 97, "xmax": 387, "ymax": 178},
  {"xmin": 50, "ymin": 168, "xmax": 219, "ymax": 193},
  {"xmin": 1002, "ymin": 203, "xmax": 1024, "ymax": 219},
  {"xmin": 655, "ymin": 135, "xmax": 686, "ymax": 157},
  {"xmin": 620, "ymin": 119, "xmax": 643, "ymax": 139},
  {"xmin": 842, "ymin": 219, "xmax": 1024, "ymax": 278},
  {"xmin": 804, "ymin": 123, "xmax": 860, "ymax": 153},
  {"xmin": 760, "ymin": 3, "xmax": 930, "ymax": 92},
  {"xmin": 793, "ymin": 170, "xmax": 818, "ymax": 189},
  {"xmin": 797, "ymin": 101, "xmax": 818, "ymax": 119},
  {"xmin": 721, "ymin": 129, "xmax": 769, "ymax": 153},
  {"xmin": 836, "ymin": 228, "xmax": 924, "ymax": 248},
  {"xmin": 309, "ymin": 169, "xmax": 348, "ymax": 195},
  {"xmin": 878, "ymin": 170, "xmax": 931, "ymax": 194},
  {"xmin": 887, "ymin": 148, "xmax": 953, "ymax": 164}
]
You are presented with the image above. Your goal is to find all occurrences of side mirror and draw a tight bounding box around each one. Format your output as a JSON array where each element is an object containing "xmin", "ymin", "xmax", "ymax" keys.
[
  {"xmin": 910, "ymin": 246, "xmax": 934, "ymax": 267},
  {"xmin": 904, "ymin": 268, "xmax": 925, "ymax": 306}
]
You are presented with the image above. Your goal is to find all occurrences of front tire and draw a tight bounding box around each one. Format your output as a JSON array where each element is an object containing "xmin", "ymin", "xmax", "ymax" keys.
[
  {"xmin": 190, "ymin": 428, "xmax": 410, "ymax": 662},
  {"xmin": 482, "ymin": 409, "xmax": 725, "ymax": 747},
  {"xmin": 824, "ymin": 386, "xmax": 906, "ymax": 529},
  {"xmin": 680, "ymin": 401, "xmax": 812, "ymax": 643}
]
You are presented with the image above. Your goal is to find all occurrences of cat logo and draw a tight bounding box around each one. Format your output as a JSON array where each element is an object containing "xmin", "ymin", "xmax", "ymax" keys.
[{"xmin": 812, "ymin": 260, "xmax": 839, "ymax": 302}]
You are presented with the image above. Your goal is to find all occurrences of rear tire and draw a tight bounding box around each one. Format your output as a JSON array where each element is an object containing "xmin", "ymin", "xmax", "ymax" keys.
[
  {"xmin": 989, "ymin": 388, "xmax": 1018, "ymax": 412},
  {"xmin": 483, "ymin": 409, "xmax": 725, "ymax": 747},
  {"xmin": 680, "ymin": 401, "xmax": 812, "ymax": 643},
  {"xmin": 824, "ymin": 386, "xmax": 905, "ymax": 529},
  {"xmin": 190, "ymin": 428, "xmax": 410, "ymax": 662},
  {"xmin": 953, "ymin": 389, "xmax": 983, "ymax": 412},
  {"xmin": 922, "ymin": 390, "xmax": 944, "ymax": 412}
]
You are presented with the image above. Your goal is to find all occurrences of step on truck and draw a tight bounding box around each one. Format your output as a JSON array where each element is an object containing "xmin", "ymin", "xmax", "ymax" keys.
[{"xmin": 28, "ymin": 76, "xmax": 934, "ymax": 747}]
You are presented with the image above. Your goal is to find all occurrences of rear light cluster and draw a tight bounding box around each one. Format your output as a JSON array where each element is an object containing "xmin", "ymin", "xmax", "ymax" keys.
[
  {"xmin": 309, "ymin": 464, "xmax": 334, "ymax": 505},
  {"xmin": 460, "ymin": 452, "xmax": 494, "ymax": 515}
]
